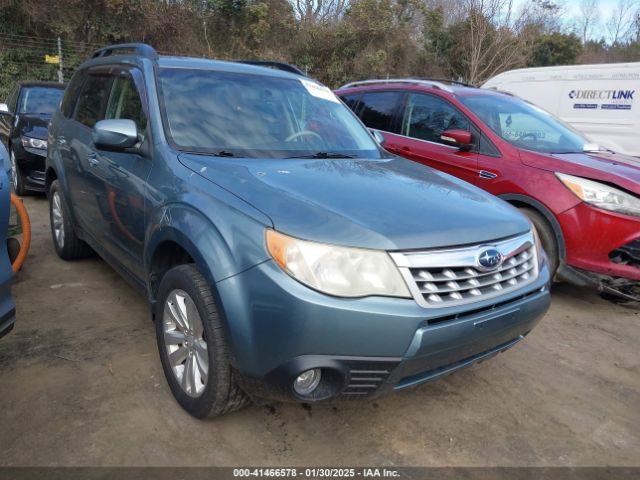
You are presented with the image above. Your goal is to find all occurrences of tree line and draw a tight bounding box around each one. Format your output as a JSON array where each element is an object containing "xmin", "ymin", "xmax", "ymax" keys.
[{"xmin": 2, "ymin": 0, "xmax": 640, "ymax": 97}]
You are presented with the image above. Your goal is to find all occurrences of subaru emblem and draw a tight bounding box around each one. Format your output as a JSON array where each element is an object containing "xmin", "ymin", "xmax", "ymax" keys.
[{"xmin": 478, "ymin": 248, "xmax": 503, "ymax": 271}]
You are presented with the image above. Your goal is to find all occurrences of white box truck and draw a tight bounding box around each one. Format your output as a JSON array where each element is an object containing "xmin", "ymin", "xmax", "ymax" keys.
[{"xmin": 483, "ymin": 63, "xmax": 640, "ymax": 157}]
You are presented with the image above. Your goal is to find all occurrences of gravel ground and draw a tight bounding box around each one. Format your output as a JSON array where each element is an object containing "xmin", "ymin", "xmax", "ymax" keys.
[{"xmin": 0, "ymin": 196, "xmax": 638, "ymax": 467}]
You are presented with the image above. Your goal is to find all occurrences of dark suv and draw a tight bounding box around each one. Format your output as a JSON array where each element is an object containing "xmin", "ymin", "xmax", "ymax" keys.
[
  {"xmin": 0, "ymin": 81, "xmax": 65, "ymax": 195},
  {"xmin": 46, "ymin": 44, "xmax": 550, "ymax": 418}
]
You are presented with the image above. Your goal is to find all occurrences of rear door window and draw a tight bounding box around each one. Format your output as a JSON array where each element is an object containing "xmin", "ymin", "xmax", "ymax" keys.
[
  {"xmin": 61, "ymin": 72, "xmax": 86, "ymax": 118},
  {"xmin": 74, "ymin": 74, "xmax": 112, "ymax": 128},
  {"xmin": 357, "ymin": 91, "xmax": 403, "ymax": 133}
]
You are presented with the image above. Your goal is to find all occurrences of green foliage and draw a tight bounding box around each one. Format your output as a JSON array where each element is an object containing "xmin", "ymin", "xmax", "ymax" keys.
[
  {"xmin": 0, "ymin": 0, "xmax": 639, "ymax": 96},
  {"xmin": 528, "ymin": 32, "xmax": 583, "ymax": 67}
]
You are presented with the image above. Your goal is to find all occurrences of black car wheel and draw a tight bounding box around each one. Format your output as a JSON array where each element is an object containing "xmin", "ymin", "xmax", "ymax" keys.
[
  {"xmin": 155, "ymin": 264, "xmax": 250, "ymax": 418},
  {"xmin": 9, "ymin": 150, "xmax": 25, "ymax": 196},
  {"xmin": 48, "ymin": 180, "xmax": 93, "ymax": 260},
  {"xmin": 519, "ymin": 207, "xmax": 559, "ymax": 279}
]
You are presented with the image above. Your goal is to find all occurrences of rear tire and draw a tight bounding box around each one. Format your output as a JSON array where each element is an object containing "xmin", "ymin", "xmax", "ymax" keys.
[
  {"xmin": 155, "ymin": 264, "xmax": 250, "ymax": 418},
  {"xmin": 48, "ymin": 180, "xmax": 93, "ymax": 260},
  {"xmin": 519, "ymin": 207, "xmax": 559, "ymax": 279}
]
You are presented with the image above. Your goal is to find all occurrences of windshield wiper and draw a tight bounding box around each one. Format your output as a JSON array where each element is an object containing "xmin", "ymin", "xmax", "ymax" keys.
[
  {"xmin": 211, "ymin": 150, "xmax": 236, "ymax": 157},
  {"xmin": 286, "ymin": 152, "xmax": 356, "ymax": 159}
]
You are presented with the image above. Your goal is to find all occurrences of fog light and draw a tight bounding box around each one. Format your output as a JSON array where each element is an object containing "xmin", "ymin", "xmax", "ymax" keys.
[{"xmin": 293, "ymin": 368, "xmax": 322, "ymax": 396}]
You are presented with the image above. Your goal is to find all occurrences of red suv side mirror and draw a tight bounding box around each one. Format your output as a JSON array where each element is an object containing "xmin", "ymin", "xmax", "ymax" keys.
[{"xmin": 440, "ymin": 129, "xmax": 473, "ymax": 151}]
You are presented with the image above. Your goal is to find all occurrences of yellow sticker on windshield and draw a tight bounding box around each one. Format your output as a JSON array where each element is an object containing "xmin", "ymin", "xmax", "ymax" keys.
[{"xmin": 300, "ymin": 79, "xmax": 340, "ymax": 103}]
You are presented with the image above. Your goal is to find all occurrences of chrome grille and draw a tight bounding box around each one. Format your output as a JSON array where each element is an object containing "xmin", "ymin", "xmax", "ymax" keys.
[{"xmin": 390, "ymin": 232, "xmax": 539, "ymax": 308}]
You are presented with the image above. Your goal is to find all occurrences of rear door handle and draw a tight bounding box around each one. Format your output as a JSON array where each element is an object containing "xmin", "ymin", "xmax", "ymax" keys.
[{"xmin": 88, "ymin": 153, "xmax": 99, "ymax": 166}]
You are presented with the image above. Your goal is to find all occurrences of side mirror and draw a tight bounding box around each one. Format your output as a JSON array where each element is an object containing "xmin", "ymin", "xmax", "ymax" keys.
[
  {"xmin": 583, "ymin": 143, "xmax": 604, "ymax": 153},
  {"xmin": 370, "ymin": 128, "xmax": 385, "ymax": 145},
  {"xmin": 93, "ymin": 119, "xmax": 138, "ymax": 150},
  {"xmin": 0, "ymin": 103, "xmax": 9, "ymax": 115},
  {"xmin": 440, "ymin": 129, "xmax": 473, "ymax": 151}
]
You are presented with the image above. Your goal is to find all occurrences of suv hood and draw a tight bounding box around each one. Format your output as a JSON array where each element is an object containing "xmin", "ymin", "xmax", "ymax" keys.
[
  {"xmin": 15, "ymin": 113, "xmax": 51, "ymax": 140},
  {"xmin": 521, "ymin": 149, "xmax": 640, "ymax": 195},
  {"xmin": 179, "ymin": 154, "xmax": 530, "ymax": 250}
]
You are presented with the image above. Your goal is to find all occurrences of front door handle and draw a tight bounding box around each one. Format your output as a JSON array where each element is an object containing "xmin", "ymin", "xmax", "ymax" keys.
[
  {"xmin": 88, "ymin": 153, "xmax": 99, "ymax": 166},
  {"xmin": 479, "ymin": 170, "xmax": 498, "ymax": 179}
]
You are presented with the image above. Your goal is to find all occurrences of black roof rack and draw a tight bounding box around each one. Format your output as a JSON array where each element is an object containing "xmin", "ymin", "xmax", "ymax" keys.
[
  {"xmin": 236, "ymin": 60, "xmax": 305, "ymax": 76},
  {"xmin": 91, "ymin": 43, "xmax": 158, "ymax": 60}
]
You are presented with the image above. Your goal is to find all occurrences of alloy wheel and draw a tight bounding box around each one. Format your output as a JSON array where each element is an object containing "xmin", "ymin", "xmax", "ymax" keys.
[
  {"xmin": 10, "ymin": 151, "xmax": 17, "ymax": 192},
  {"xmin": 51, "ymin": 191, "xmax": 65, "ymax": 248},
  {"xmin": 162, "ymin": 289, "xmax": 209, "ymax": 397}
]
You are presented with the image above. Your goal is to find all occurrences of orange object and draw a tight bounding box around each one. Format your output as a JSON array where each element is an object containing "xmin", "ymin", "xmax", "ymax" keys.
[{"xmin": 10, "ymin": 193, "xmax": 30, "ymax": 272}]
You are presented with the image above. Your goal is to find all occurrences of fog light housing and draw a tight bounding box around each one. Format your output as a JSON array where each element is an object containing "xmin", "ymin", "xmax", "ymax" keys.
[{"xmin": 293, "ymin": 368, "xmax": 322, "ymax": 396}]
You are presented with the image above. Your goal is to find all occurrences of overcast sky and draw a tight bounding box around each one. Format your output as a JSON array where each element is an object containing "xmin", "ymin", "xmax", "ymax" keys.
[
  {"xmin": 562, "ymin": 0, "xmax": 616, "ymax": 18},
  {"xmin": 512, "ymin": 0, "xmax": 626, "ymax": 40}
]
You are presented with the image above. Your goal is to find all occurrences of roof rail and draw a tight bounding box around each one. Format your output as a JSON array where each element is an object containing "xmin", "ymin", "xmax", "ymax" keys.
[
  {"xmin": 339, "ymin": 78, "xmax": 457, "ymax": 93},
  {"xmin": 413, "ymin": 77, "xmax": 475, "ymax": 88},
  {"xmin": 236, "ymin": 60, "xmax": 305, "ymax": 76},
  {"xmin": 91, "ymin": 43, "xmax": 158, "ymax": 60}
]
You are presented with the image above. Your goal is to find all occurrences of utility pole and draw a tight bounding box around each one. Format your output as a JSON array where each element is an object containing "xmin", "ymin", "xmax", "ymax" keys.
[{"xmin": 57, "ymin": 36, "xmax": 64, "ymax": 83}]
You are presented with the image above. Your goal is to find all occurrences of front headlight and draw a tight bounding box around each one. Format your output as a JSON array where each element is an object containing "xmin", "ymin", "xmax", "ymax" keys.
[
  {"xmin": 556, "ymin": 173, "xmax": 640, "ymax": 217},
  {"xmin": 266, "ymin": 229, "xmax": 411, "ymax": 298},
  {"xmin": 21, "ymin": 136, "xmax": 47, "ymax": 150}
]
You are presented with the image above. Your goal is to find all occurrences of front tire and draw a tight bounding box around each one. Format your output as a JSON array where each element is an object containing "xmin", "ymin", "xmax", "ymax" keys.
[
  {"xmin": 10, "ymin": 150, "xmax": 26, "ymax": 196},
  {"xmin": 48, "ymin": 180, "xmax": 93, "ymax": 260},
  {"xmin": 155, "ymin": 264, "xmax": 250, "ymax": 418},
  {"xmin": 519, "ymin": 207, "xmax": 559, "ymax": 279}
]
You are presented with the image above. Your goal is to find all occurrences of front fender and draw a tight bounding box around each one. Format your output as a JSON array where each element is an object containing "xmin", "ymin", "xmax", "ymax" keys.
[
  {"xmin": 498, "ymin": 193, "xmax": 566, "ymax": 260},
  {"xmin": 145, "ymin": 202, "xmax": 271, "ymax": 292}
]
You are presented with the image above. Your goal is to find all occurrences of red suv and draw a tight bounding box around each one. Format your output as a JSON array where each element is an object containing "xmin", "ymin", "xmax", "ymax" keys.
[{"xmin": 336, "ymin": 79, "xmax": 640, "ymax": 301}]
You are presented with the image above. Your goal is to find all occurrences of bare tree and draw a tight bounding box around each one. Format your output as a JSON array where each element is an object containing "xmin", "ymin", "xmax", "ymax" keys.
[
  {"xmin": 293, "ymin": 0, "xmax": 349, "ymax": 23},
  {"xmin": 460, "ymin": 0, "xmax": 528, "ymax": 84},
  {"xmin": 606, "ymin": 0, "xmax": 639, "ymax": 45},
  {"xmin": 576, "ymin": 0, "xmax": 600, "ymax": 44}
]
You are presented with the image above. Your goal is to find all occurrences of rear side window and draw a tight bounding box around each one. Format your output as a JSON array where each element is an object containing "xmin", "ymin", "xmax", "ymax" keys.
[
  {"xmin": 74, "ymin": 74, "xmax": 112, "ymax": 128},
  {"xmin": 357, "ymin": 92, "xmax": 402, "ymax": 132},
  {"xmin": 401, "ymin": 93, "xmax": 470, "ymax": 144},
  {"xmin": 61, "ymin": 72, "xmax": 86, "ymax": 118}
]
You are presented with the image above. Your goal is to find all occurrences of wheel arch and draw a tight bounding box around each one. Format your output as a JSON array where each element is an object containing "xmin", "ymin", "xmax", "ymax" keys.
[
  {"xmin": 499, "ymin": 193, "xmax": 566, "ymax": 260},
  {"xmin": 45, "ymin": 166, "xmax": 58, "ymax": 196}
]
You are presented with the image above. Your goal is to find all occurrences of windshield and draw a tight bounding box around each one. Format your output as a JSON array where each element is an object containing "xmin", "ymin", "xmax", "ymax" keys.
[
  {"xmin": 18, "ymin": 87, "xmax": 64, "ymax": 114},
  {"xmin": 158, "ymin": 68, "xmax": 381, "ymax": 158},
  {"xmin": 459, "ymin": 94, "xmax": 589, "ymax": 154}
]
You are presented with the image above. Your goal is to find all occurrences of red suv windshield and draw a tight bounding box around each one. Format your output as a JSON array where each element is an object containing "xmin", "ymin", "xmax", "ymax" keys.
[{"xmin": 460, "ymin": 94, "xmax": 589, "ymax": 154}]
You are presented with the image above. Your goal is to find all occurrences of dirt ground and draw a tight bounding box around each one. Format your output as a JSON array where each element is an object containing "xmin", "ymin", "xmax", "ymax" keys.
[{"xmin": 0, "ymin": 196, "xmax": 638, "ymax": 467}]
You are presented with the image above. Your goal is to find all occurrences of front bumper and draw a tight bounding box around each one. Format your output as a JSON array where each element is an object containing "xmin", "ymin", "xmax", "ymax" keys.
[
  {"xmin": 558, "ymin": 202, "xmax": 640, "ymax": 281},
  {"xmin": 217, "ymin": 258, "xmax": 551, "ymax": 403},
  {"xmin": 14, "ymin": 144, "xmax": 46, "ymax": 191}
]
